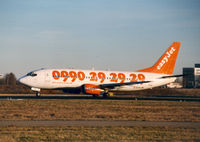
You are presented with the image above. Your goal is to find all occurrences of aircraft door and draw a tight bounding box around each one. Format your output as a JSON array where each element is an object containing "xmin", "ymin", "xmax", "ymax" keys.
[{"xmin": 44, "ymin": 71, "xmax": 51, "ymax": 84}]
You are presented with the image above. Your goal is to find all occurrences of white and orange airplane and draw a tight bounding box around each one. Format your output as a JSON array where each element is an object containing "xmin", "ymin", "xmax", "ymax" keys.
[{"xmin": 18, "ymin": 42, "xmax": 181, "ymax": 97}]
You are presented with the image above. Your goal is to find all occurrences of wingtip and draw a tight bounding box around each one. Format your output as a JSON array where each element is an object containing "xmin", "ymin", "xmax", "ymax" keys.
[{"xmin": 174, "ymin": 41, "xmax": 181, "ymax": 46}]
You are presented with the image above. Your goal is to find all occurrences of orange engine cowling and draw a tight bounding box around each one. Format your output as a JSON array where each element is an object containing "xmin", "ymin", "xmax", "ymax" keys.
[{"xmin": 83, "ymin": 84, "xmax": 104, "ymax": 95}]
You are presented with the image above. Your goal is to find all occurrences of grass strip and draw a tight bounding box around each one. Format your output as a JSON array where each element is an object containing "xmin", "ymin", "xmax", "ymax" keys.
[
  {"xmin": 0, "ymin": 126, "xmax": 199, "ymax": 142},
  {"xmin": 0, "ymin": 100, "xmax": 199, "ymax": 122}
]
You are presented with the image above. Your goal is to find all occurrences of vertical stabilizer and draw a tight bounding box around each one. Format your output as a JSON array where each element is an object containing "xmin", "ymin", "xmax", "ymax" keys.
[{"xmin": 137, "ymin": 42, "xmax": 181, "ymax": 75}]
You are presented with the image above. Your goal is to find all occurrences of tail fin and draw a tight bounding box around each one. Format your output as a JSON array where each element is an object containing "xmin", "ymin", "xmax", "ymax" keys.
[{"xmin": 137, "ymin": 42, "xmax": 181, "ymax": 75}]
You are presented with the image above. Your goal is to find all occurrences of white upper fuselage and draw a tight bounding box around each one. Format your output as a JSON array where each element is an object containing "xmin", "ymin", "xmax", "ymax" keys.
[{"xmin": 18, "ymin": 68, "xmax": 176, "ymax": 91}]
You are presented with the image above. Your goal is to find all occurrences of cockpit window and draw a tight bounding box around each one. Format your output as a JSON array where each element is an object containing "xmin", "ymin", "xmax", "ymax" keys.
[{"xmin": 27, "ymin": 72, "xmax": 37, "ymax": 77}]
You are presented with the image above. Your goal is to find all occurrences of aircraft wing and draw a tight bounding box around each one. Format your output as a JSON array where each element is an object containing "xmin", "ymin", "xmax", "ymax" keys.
[
  {"xmin": 160, "ymin": 74, "xmax": 184, "ymax": 79},
  {"xmin": 99, "ymin": 81, "xmax": 150, "ymax": 89}
]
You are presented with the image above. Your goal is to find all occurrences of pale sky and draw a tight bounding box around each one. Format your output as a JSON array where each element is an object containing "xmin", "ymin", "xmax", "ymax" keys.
[{"xmin": 0, "ymin": 0, "xmax": 200, "ymax": 77}]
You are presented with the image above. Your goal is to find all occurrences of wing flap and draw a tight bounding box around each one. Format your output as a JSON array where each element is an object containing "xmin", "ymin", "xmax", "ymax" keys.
[{"xmin": 160, "ymin": 74, "xmax": 184, "ymax": 79}]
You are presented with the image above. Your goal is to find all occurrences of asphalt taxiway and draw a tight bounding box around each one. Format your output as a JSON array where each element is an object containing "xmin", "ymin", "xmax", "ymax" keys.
[
  {"xmin": 0, "ymin": 120, "xmax": 199, "ymax": 127},
  {"xmin": 0, "ymin": 94, "xmax": 199, "ymax": 102}
]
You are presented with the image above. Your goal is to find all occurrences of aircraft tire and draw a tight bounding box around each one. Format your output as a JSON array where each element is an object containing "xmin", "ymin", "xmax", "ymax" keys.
[
  {"xmin": 103, "ymin": 93, "xmax": 108, "ymax": 98},
  {"xmin": 36, "ymin": 92, "xmax": 40, "ymax": 97}
]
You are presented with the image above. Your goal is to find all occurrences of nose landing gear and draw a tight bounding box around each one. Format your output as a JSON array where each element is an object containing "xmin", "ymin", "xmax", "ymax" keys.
[
  {"xmin": 31, "ymin": 87, "xmax": 41, "ymax": 97},
  {"xmin": 36, "ymin": 92, "xmax": 40, "ymax": 97}
]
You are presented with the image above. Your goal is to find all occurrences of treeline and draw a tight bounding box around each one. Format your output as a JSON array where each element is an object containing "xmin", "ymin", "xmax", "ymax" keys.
[
  {"xmin": 0, "ymin": 73, "xmax": 62, "ymax": 94},
  {"xmin": 0, "ymin": 72, "xmax": 28, "ymax": 93},
  {"xmin": 0, "ymin": 73, "xmax": 17, "ymax": 86}
]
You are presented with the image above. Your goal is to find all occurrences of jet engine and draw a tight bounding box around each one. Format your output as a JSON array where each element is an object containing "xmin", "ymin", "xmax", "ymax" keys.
[{"xmin": 82, "ymin": 84, "xmax": 104, "ymax": 95}]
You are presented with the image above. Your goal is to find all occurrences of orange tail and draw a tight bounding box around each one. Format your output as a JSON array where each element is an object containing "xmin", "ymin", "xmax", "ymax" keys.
[{"xmin": 137, "ymin": 42, "xmax": 181, "ymax": 75}]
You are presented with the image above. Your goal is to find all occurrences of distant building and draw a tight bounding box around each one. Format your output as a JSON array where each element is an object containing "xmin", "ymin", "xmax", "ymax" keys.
[
  {"xmin": 183, "ymin": 64, "xmax": 200, "ymax": 88},
  {"xmin": 194, "ymin": 64, "xmax": 200, "ymax": 88},
  {"xmin": 0, "ymin": 74, "xmax": 3, "ymax": 79},
  {"xmin": 183, "ymin": 68, "xmax": 194, "ymax": 88}
]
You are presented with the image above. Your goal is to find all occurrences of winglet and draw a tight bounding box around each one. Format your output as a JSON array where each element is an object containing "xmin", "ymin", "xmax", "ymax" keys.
[{"xmin": 137, "ymin": 42, "xmax": 181, "ymax": 75}]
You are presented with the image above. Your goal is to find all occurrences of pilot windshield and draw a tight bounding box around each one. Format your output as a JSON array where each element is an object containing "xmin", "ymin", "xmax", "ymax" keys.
[{"xmin": 26, "ymin": 72, "xmax": 37, "ymax": 77}]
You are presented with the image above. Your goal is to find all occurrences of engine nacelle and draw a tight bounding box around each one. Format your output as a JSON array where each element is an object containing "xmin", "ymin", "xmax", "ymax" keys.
[{"xmin": 83, "ymin": 84, "xmax": 104, "ymax": 95}]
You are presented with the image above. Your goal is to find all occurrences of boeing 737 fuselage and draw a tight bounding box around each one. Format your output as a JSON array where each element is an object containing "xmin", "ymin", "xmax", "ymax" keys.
[{"xmin": 18, "ymin": 42, "xmax": 181, "ymax": 97}]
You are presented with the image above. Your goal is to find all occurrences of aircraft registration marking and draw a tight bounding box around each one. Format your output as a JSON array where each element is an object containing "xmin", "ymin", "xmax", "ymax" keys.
[{"xmin": 52, "ymin": 70, "xmax": 145, "ymax": 84}]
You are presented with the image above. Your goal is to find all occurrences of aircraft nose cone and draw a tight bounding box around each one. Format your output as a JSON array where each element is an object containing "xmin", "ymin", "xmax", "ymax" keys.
[{"xmin": 17, "ymin": 77, "xmax": 26, "ymax": 85}]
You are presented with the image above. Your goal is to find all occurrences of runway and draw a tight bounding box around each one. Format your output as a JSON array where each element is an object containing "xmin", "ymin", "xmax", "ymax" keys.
[
  {"xmin": 0, "ymin": 94, "xmax": 199, "ymax": 102},
  {"xmin": 0, "ymin": 120, "xmax": 199, "ymax": 127}
]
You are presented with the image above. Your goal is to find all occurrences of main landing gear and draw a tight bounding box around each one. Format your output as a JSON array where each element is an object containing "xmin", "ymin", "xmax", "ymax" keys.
[
  {"xmin": 92, "ymin": 93, "xmax": 108, "ymax": 98},
  {"xmin": 103, "ymin": 92, "xmax": 114, "ymax": 98},
  {"xmin": 103, "ymin": 93, "xmax": 108, "ymax": 98},
  {"xmin": 91, "ymin": 92, "xmax": 114, "ymax": 98}
]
